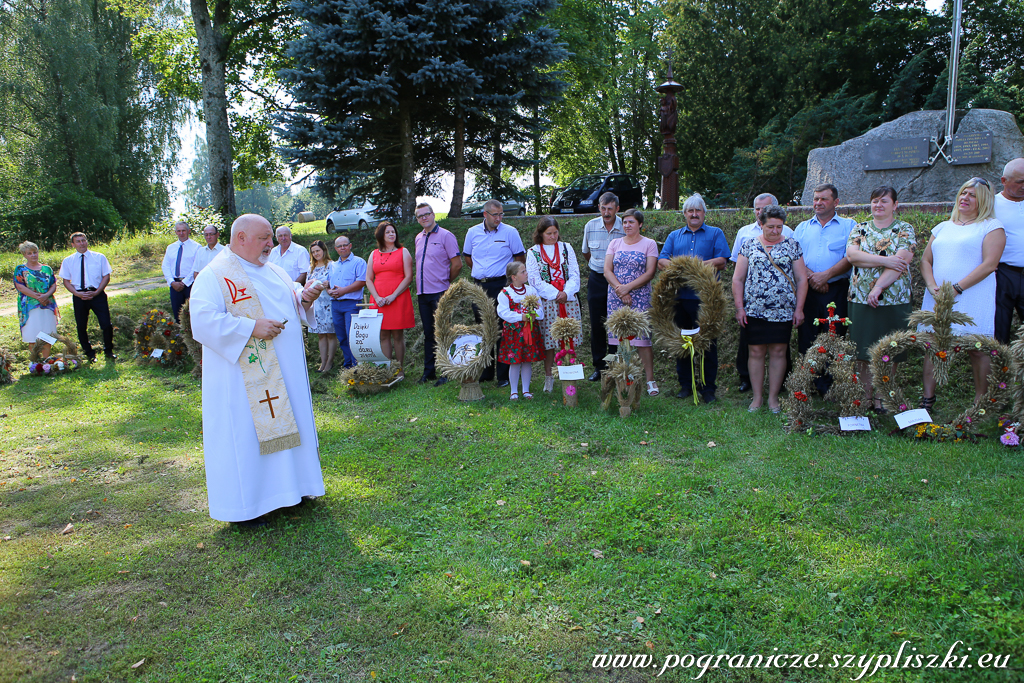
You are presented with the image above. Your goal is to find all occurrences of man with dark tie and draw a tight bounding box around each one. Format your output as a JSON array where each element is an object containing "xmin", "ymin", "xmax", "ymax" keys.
[
  {"xmin": 162, "ymin": 221, "xmax": 202, "ymax": 322},
  {"xmin": 59, "ymin": 232, "xmax": 115, "ymax": 362}
]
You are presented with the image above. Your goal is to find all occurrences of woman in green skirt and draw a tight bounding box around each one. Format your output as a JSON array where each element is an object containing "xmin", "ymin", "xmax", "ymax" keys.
[{"xmin": 845, "ymin": 186, "xmax": 917, "ymax": 413}]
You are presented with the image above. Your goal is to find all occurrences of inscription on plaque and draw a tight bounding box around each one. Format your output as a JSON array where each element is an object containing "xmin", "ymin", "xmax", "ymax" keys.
[
  {"xmin": 950, "ymin": 131, "xmax": 992, "ymax": 166},
  {"xmin": 863, "ymin": 138, "xmax": 930, "ymax": 171}
]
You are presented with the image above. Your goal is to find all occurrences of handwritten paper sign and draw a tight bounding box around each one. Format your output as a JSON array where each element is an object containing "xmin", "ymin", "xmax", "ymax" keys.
[
  {"xmin": 348, "ymin": 311, "xmax": 390, "ymax": 365},
  {"xmin": 839, "ymin": 416, "xmax": 871, "ymax": 431},
  {"xmin": 895, "ymin": 408, "xmax": 931, "ymax": 430},
  {"xmin": 150, "ymin": 349, "xmax": 165, "ymax": 358},
  {"xmin": 556, "ymin": 364, "xmax": 585, "ymax": 380},
  {"xmin": 35, "ymin": 332, "xmax": 57, "ymax": 345}
]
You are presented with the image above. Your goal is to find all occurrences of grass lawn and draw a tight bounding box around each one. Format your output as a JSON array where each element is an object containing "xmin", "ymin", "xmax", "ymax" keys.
[{"xmin": 1, "ymin": 270, "xmax": 1023, "ymax": 681}]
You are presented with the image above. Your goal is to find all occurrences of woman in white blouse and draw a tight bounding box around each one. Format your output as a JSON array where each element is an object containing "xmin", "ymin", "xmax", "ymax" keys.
[{"xmin": 526, "ymin": 216, "xmax": 583, "ymax": 393}]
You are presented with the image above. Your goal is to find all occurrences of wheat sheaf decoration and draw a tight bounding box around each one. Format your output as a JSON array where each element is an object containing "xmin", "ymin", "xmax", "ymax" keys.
[
  {"xmin": 340, "ymin": 361, "xmax": 403, "ymax": 395},
  {"xmin": 868, "ymin": 283, "xmax": 1012, "ymax": 441},
  {"xmin": 650, "ymin": 256, "xmax": 727, "ymax": 359},
  {"xmin": 434, "ymin": 279, "xmax": 500, "ymax": 400},
  {"xmin": 600, "ymin": 307, "xmax": 651, "ymax": 417}
]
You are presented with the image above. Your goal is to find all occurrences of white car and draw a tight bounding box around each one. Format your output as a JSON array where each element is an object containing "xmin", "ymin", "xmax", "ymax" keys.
[{"xmin": 325, "ymin": 197, "xmax": 385, "ymax": 233}]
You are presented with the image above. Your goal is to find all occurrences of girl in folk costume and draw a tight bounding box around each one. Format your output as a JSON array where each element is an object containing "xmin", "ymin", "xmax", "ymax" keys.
[
  {"xmin": 497, "ymin": 261, "xmax": 545, "ymax": 400},
  {"xmin": 526, "ymin": 216, "xmax": 583, "ymax": 393}
]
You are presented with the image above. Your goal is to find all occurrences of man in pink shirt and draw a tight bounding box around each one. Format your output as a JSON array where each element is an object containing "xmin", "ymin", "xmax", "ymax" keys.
[{"xmin": 414, "ymin": 203, "xmax": 463, "ymax": 385}]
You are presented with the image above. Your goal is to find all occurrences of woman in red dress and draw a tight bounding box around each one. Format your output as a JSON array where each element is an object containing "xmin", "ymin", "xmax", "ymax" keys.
[{"xmin": 366, "ymin": 221, "xmax": 415, "ymax": 379}]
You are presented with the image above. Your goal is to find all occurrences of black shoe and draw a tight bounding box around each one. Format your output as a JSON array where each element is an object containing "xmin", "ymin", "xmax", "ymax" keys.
[
  {"xmin": 498, "ymin": 380, "xmax": 510, "ymax": 388},
  {"xmin": 417, "ymin": 374, "xmax": 431, "ymax": 384},
  {"xmin": 588, "ymin": 371, "xmax": 601, "ymax": 382},
  {"xmin": 105, "ymin": 354, "xmax": 117, "ymax": 361},
  {"xmin": 86, "ymin": 355, "xmax": 97, "ymax": 363},
  {"xmin": 737, "ymin": 380, "xmax": 752, "ymax": 393},
  {"xmin": 232, "ymin": 516, "xmax": 269, "ymax": 528},
  {"xmin": 701, "ymin": 391, "xmax": 717, "ymax": 405},
  {"xmin": 676, "ymin": 388, "xmax": 693, "ymax": 399},
  {"xmin": 433, "ymin": 377, "xmax": 448, "ymax": 387}
]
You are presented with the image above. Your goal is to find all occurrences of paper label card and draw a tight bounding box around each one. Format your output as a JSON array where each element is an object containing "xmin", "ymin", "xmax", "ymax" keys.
[
  {"xmin": 556, "ymin": 364, "xmax": 585, "ymax": 380},
  {"xmin": 35, "ymin": 332, "xmax": 57, "ymax": 345},
  {"xmin": 150, "ymin": 349, "xmax": 165, "ymax": 358},
  {"xmin": 839, "ymin": 416, "xmax": 871, "ymax": 431},
  {"xmin": 358, "ymin": 308, "xmax": 381, "ymax": 318},
  {"xmin": 895, "ymin": 408, "xmax": 931, "ymax": 429}
]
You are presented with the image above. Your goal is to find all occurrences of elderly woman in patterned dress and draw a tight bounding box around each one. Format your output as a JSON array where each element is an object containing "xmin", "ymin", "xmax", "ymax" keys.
[
  {"xmin": 526, "ymin": 216, "xmax": 583, "ymax": 393},
  {"xmin": 732, "ymin": 206, "xmax": 808, "ymax": 413}
]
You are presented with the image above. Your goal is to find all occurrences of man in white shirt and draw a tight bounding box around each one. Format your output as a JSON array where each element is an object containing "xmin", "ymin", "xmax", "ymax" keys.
[
  {"xmin": 192, "ymin": 224, "xmax": 226, "ymax": 278},
  {"xmin": 267, "ymin": 226, "xmax": 309, "ymax": 285},
  {"xmin": 162, "ymin": 221, "xmax": 202, "ymax": 322},
  {"xmin": 994, "ymin": 157, "xmax": 1024, "ymax": 344},
  {"xmin": 59, "ymin": 232, "xmax": 115, "ymax": 361},
  {"xmin": 730, "ymin": 193, "xmax": 793, "ymax": 392}
]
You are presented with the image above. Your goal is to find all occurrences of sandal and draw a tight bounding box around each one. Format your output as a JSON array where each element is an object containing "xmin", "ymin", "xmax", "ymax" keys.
[
  {"xmin": 920, "ymin": 395, "xmax": 936, "ymax": 411},
  {"xmin": 524, "ymin": 392, "xmax": 534, "ymax": 400},
  {"xmin": 510, "ymin": 393, "xmax": 519, "ymax": 401},
  {"xmin": 647, "ymin": 381, "xmax": 659, "ymax": 397}
]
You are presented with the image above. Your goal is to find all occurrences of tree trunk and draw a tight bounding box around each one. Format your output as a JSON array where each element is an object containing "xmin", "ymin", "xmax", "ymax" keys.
[
  {"xmin": 399, "ymin": 106, "xmax": 415, "ymax": 223},
  {"xmin": 448, "ymin": 115, "xmax": 465, "ymax": 217},
  {"xmin": 532, "ymin": 108, "xmax": 541, "ymax": 215},
  {"xmin": 52, "ymin": 71, "xmax": 82, "ymax": 187},
  {"xmin": 491, "ymin": 126, "xmax": 502, "ymax": 198},
  {"xmin": 191, "ymin": 0, "xmax": 236, "ymax": 216},
  {"xmin": 613, "ymin": 110, "xmax": 625, "ymax": 175}
]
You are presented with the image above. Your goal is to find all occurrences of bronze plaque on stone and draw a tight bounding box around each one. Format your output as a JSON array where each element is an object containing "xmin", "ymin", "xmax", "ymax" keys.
[
  {"xmin": 950, "ymin": 131, "xmax": 992, "ymax": 165},
  {"xmin": 863, "ymin": 138, "xmax": 931, "ymax": 171}
]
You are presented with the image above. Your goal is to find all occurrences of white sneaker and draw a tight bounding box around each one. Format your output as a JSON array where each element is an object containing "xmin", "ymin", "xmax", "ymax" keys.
[{"xmin": 543, "ymin": 375, "xmax": 554, "ymax": 393}]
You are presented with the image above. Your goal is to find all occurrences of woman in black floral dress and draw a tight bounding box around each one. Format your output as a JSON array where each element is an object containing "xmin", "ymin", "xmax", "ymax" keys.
[{"xmin": 732, "ymin": 206, "xmax": 808, "ymax": 413}]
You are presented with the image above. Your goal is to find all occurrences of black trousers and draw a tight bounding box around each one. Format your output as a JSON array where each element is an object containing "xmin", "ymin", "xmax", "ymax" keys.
[
  {"xmin": 474, "ymin": 278, "xmax": 509, "ymax": 383},
  {"xmin": 586, "ymin": 269, "xmax": 616, "ymax": 371},
  {"xmin": 73, "ymin": 292, "xmax": 113, "ymax": 359},
  {"xmin": 169, "ymin": 284, "xmax": 191, "ymax": 323},
  {"xmin": 798, "ymin": 279, "xmax": 849, "ymax": 394},
  {"xmin": 994, "ymin": 263, "xmax": 1024, "ymax": 344},
  {"xmin": 417, "ymin": 291, "xmax": 443, "ymax": 378},
  {"xmin": 736, "ymin": 321, "xmax": 793, "ymax": 383},
  {"xmin": 674, "ymin": 296, "xmax": 717, "ymax": 396}
]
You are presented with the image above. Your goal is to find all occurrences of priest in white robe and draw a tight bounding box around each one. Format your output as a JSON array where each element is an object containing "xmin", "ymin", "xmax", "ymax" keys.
[{"xmin": 190, "ymin": 214, "xmax": 326, "ymax": 525}]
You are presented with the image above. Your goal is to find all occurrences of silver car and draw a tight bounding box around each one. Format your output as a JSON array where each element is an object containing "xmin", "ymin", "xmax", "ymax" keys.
[
  {"xmin": 325, "ymin": 197, "xmax": 385, "ymax": 233},
  {"xmin": 461, "ymin": 188, "xmax": 528, "ymax": 218}
]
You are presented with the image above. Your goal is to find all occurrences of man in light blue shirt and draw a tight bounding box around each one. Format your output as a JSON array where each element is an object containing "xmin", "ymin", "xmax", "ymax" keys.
[
  {"xmin": 793, "ymin": 183, "xmax": 855, "ymax": 393},
  {"xmin": 328, "ymin": 235, "xmax": 367, "ymax": 369},
  {"xmin": 657, "ymin": 193, "xmax": 730, "ymax": 403},
  {"xmin": 730, "ymin": 193, "xmax": 793, "ymax": 392},
  {"xmin": 464, "ymin": 198, "xmax": 526, "ymax": 385}
]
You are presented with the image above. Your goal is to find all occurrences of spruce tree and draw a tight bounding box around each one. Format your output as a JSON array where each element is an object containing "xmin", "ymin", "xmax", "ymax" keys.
[{"xmin": 278, "ymin": 0, "xmax": 565, "ymax": 222}]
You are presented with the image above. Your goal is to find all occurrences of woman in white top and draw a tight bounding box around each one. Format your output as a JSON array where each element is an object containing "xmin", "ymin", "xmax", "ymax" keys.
[
  {"xmin": 919, "ymin": 177, "xmax": 1005, "ymax": 406},
  {"xmin": 525, "ymin": 216, "xmax": 583, "ymax": 393}
]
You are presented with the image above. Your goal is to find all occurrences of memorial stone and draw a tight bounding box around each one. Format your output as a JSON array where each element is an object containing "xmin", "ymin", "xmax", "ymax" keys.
[{"xmin": 802, "ymin": 109, "xmax": 1024, "ymax": 205}]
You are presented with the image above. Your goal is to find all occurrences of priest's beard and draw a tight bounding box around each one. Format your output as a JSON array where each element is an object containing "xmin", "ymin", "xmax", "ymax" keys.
[{"xmin": 258, "ymin": 253, "xmax": 269, "ymax": 265}]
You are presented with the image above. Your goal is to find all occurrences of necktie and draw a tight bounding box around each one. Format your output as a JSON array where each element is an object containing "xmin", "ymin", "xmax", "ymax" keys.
[
  {"xmin": 80, "ymin": 253, "xmax": 86, "ymax": 290},
  {"xmin": 175, "ymin": 243, "xmax": 184, "ymax": 278}
]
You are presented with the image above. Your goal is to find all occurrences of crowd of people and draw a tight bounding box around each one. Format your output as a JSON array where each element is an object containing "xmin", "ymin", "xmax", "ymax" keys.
[{"xmin": 10, "ymin": 159, "xmax": 1024, "ymax": 525}]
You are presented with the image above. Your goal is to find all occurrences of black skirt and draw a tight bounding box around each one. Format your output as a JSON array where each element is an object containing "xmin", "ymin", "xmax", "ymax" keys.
[{"xmin": 745, "ymin": 316, "xmax": 793, "ymax": 345}]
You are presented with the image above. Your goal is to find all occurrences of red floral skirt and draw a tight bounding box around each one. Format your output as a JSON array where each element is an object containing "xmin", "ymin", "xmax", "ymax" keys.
[{"xmin": 498, "ymin": 321, "xmax": 545, "ymax": 364}]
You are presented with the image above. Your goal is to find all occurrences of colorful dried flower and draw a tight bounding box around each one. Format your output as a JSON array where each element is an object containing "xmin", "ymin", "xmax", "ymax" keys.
[
  {"xmin": 1000, "ymin": 431, "xmax": 1020, "ymax": 446},
  {"xmin": 881, "ymin": 355, "xmax": 890, "ymax": 363}
]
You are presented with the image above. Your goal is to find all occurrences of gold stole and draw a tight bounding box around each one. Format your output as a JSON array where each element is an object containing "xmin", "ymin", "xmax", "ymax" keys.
[{"xmin": 208, "ymin": 251, "xmax": 301, "ymax": 455}]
